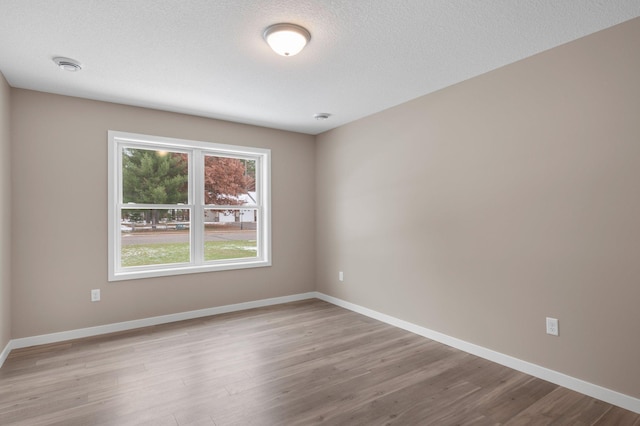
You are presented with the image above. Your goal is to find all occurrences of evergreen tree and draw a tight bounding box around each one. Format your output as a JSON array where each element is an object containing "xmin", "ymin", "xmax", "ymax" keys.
[{"xmin": 122, "ymin": 148, "xmax": 188, "ymax": 226}]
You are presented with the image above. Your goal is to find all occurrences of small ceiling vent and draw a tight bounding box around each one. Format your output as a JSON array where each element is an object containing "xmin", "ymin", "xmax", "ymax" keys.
[{"xmin": 53, "ymin": 57, "xmax": 82, "ymax": 72}]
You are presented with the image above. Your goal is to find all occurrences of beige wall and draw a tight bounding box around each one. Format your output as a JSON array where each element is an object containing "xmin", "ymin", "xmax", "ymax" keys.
[
  {"xmin": 0, "ymin": 72, "xmax": 10, "ymax": 351},
  {"xmin": 316, "ymin": 18, "xmax": 640, "ymax": 398},
  {"xmin": 10, "ymin": 90, "xmax": 315, "ymax": 338}
]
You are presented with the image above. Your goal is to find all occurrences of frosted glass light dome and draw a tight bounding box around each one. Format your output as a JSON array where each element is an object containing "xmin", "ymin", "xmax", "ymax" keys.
[{"xmin": 263, "ymin": 23, "xmax": 311, "ymax": 57}]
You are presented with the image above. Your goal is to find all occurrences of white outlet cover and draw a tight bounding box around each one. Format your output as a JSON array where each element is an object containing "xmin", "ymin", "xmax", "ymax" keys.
[
  {"xmin": 91, "ymin": 289, "xmax": 101, "ymax": 302},
  {"xmin": 546, "ymin": 317, "xmax": 559, "ymax": 336}
]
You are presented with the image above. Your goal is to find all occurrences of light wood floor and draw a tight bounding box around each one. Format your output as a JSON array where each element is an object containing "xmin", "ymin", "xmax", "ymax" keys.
[{"xmin": 1, "ymin": 299, "xmax": 638, "ymax": 425}]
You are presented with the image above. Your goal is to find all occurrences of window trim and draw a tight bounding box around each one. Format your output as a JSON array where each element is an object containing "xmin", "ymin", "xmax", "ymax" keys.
[{"xmin": 108, "ymin": 131, "xmax": 271, "ymax": 281}]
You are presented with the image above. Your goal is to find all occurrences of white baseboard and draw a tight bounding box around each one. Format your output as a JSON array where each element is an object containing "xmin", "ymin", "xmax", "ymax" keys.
[
  {"xmin": 7, "ymin": 292, "xmax": 316, "ymax": 352},
  {"xmin": 314, "ymin": 292, "xmax": 640, "ymax": 415},
  {"xmin": 0, "ymin": 339, "xmax": 12, "ymax": 367},
  {"xmin": 2, "ymin": 291, "xmax": 639, "ymax": 414}
]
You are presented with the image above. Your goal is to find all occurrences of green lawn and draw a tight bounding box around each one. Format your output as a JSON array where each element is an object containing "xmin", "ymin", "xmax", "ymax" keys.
[{"xmin": 121, "ymin": 241, "xmax": 257, "ymax": 267}]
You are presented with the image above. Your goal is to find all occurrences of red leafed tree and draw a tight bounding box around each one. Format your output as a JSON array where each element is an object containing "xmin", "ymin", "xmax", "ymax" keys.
[{"xmin": 204, "ymin": 156, "xmax": 255, "ymax": 205}]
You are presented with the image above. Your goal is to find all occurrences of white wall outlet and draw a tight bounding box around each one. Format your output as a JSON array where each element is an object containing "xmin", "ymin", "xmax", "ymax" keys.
[
  {"xmin": 339, "ymin": 271, "xmax": 344, "ymax": 282},
  {"xmin": 546, "ymin": 317, "xmax": 559, "ymax": 336},
  {"xmin": 91, "ymin": 289, "xmax": 101, "ymax": 302}
]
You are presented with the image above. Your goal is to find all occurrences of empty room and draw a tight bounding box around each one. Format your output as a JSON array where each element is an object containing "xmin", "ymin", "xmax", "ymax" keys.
[{"xmin": 1, "ymin": 1, "xmax": 639, "ymax": 425}]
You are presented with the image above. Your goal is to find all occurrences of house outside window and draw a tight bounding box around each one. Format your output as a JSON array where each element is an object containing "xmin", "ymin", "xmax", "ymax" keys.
[{"xmin": 108, "ymin": 131, "xmax": 271, "ymax": 281}]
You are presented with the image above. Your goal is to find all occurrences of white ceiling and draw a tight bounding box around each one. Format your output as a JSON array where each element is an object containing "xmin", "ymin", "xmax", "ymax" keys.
[{"xmin": 1, "ymin": 1, "xmax": 639, "ymax": 135}]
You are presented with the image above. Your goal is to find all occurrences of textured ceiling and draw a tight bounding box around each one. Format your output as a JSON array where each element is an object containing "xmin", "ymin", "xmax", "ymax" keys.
[{"xmin": 1, "ymin": 1, "xmax": 639, "ymax": 135}]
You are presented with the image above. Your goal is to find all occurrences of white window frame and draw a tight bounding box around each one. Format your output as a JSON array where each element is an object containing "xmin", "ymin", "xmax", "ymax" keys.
[{"xmin": 108, "ymin": 131, "xmax": 271, "ymax": 281}]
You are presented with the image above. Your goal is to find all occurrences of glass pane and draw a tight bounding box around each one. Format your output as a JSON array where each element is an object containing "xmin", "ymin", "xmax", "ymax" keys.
[
  {"xmin": 203, "ymin": 156, "xmax": 256, "ymax": 205},
  {"xmin": 121, "ymin": 208, "xmax": 190, "ymax": 267},
  {"xmin": 204, "ymin": 209, "xmax": 257, "ymax": 261},
  {"xmin": 122, "ymin": 148, "xmax": 188, "ymax": 204}
]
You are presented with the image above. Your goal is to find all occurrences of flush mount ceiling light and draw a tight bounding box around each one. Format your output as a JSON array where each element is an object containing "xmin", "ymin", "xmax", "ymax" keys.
[
  {"xmin": 53, "ymin": 57, "xmax": 82, "ymax": 72},
  {"xmin": 314, "ymin": 113, "xmax": 331, "ymax": 121},
  {"xmin": 263, "ymin": 23, "xmax": 311, "ymax": 57}
]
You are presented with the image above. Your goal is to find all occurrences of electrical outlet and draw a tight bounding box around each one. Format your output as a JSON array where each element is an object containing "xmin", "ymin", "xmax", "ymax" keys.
[
  {"xmin": 339, "ymin": 271, "xmax": 344, "ymax": 282},
  {"xmin": 91, "ymin": 289, "xmax": 101, "ymax": 302},
  {"xmin": 546, "ymin": 317, "xmax": 558, "ymax": 336}
]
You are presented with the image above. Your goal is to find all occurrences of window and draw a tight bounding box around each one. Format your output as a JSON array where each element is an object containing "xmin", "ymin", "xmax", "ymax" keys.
[{"xmin": 108, "ymin": 131, "xmax": 271, "ymax": 281}]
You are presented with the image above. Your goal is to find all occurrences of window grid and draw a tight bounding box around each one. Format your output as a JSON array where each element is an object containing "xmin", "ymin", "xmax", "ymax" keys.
[{"xmin": 108, "ymin": 131, "xmax": 271, "ymax": 281}]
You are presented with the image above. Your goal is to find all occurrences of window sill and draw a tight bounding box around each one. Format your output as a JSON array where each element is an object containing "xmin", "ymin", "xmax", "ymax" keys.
[{"xmin": 109, "ymin": 259, "xmax": 272, "ymax": 282}]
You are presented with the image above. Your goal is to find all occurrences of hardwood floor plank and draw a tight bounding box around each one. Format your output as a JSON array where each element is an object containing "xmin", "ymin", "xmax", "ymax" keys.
[
  {"xmin": 476, "ymin": 376, "xmax": 558, "ymax": 423},
  {"xmin": 593, "ymin": 406, "xmax": 640, "ymax": 426},
  {"xmin": 1, "ymin": 299, "xmax": 638, "ymax": 425},
  {"xmin": 504, "ymin": 387, "xmax": 611, "ymax": 426}
]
